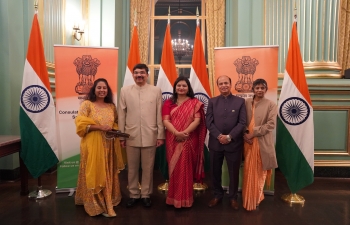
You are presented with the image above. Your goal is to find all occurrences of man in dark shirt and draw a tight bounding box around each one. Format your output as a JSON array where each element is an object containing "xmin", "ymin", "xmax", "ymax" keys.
[{"xmin": 205, "ymin": 75, "xmax": 246, "ymax": 210}]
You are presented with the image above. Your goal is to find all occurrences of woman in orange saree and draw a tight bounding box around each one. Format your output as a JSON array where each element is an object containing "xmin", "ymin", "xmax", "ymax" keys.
[
  {"xmin": 242, "ymin": 79, "xmax": 277, "ymax": 211},
  {"xmin": 75, "ymin": 78, "xmax": 124, "ymax": 217},
  {"xmin": 162, "ymin": 77, "xmax": 206, "ymax": 208}
]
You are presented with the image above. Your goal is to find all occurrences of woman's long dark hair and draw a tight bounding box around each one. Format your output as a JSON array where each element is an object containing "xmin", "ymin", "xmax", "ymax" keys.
[
  {"xmin": 171, "ymin": 76, "xmax": 195, "ymax": 104},
  {"xmin": 86, "ymin": 78, "xmax": 114, "ymax": 104}
]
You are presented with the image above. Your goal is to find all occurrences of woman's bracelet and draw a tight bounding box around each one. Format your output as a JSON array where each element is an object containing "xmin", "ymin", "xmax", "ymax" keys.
[{"xmin": 86, "ymin": 125, "xmax": 91, "ymax": 134}]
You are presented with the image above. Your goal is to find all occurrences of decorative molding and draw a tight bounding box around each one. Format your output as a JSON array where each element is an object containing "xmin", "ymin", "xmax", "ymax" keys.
[
  {"xmin": 278, "ymin": 84, "xmax": 350, "ymax": 88},
  {"xmin": 308, "ymin": 90, "xmax": 350, "ymax": 95},
  {"xmin": 278, "ymin": 73, "xmax": 342, "ymax": 79},
  {"xmin": 309, "ymin": 98, "xmax": 350, "ymax": 102},
  {"xmin": 38, "ymin": 0, "xmax": 44, "ymax": 38},
  {"xmin": 48, "ymin": 72, "xmax": 55, "ymax": 78},
  {"xmin": 46, "ymin": 62, "xmax": 55, "ymax": 70},
  {"xmin": 313, "ymin": 105, "xmax": 350, "ymax": 157},
  {"xmin": 303, "ymin": 62, "xmax": 342, "ymax": 70},
  {"xmin": 265, "ymin": 0, "xmax": 342, "ymax": 77},
  {"xmin": 82, "ymin": 0, "xmax": 89, "ymax": 46},
  {"xmin": 315, "ymin": 160, "xmax": 350, "ymax": 167}
]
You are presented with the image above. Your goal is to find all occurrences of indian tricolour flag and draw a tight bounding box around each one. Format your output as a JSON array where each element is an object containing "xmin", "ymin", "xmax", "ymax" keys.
[
  {"xmin": 156, "ymin": 17, "xmax": 177, "ymax": 181},
  {"xmin": 276, "ymin": 21, "xmax": 314, "ymax": 193},
  {"xmin": 189, "ymin": 19, "xmax": 211, "ymax": 176},
  {"xmin": 123, "ymin": 20, "xmax": 140, "ymax": 86},
  {"xmin": 19, "ymin": 13, "xmax": 58, "ymax": 178}
]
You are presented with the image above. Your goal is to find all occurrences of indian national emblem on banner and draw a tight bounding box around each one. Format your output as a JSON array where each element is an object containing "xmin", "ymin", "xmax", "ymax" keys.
[
  {"xmin": 73, "ymin": 55, "xmax": 101, "ymax": 95},
  {"xmin": 233, "ymin": 56, "xmax": 259, "ymax": 93}
]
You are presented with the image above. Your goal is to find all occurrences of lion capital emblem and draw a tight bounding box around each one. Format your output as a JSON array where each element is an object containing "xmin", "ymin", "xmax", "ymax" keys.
[
  {"xmin": 73, "ymin": 55, "xmax": 101, "ymax": 95},
  {"xmin": 233, "ymin": 56, "xmax": 259, "ymax": 93}
]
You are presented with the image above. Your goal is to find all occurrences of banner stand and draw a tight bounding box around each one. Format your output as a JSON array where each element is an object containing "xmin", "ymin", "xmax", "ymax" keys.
[
  {"xmin": 214, "ymin": 46, "xmax": 279, "ymax": 195},
  {"xmin": 54, "ymin": 45, "xmax": 119, "ymax": 193}
]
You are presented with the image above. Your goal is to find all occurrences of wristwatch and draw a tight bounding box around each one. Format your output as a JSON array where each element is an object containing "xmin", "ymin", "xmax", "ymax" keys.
[{"xmin": 226, "ymin": 135, "xmax": 231, "ymax": 142}]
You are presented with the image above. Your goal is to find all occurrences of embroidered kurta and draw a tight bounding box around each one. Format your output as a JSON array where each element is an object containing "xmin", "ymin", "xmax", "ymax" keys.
[{"xmin": 75, "ymin": 100, "xmax": 124, "ymax": 216}]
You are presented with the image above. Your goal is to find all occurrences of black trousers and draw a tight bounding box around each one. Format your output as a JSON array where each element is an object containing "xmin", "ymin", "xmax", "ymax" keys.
[{"xmin": 210, "ymin": 150, "xmax": 242, "ymax": 200}]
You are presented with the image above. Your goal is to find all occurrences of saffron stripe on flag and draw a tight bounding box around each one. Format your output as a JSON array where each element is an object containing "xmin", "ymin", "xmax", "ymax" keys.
[{"xmin": 123, "ymin": 24, "xmax": 140, "ymax": 87}]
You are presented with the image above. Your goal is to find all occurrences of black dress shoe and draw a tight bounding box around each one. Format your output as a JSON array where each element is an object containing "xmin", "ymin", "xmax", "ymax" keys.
[
  {"xmin": 141, "ymin": 198, "xmax": 152, "ymax": 207},
  {"xmin": 126, "ymin": 198, "xmax": 139, "ymax": 208}
]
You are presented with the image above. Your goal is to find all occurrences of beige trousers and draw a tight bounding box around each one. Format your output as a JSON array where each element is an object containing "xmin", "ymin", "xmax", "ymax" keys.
[{"xmin": 126, "ymin": 146, "xmax": 156, "ymax": 198}]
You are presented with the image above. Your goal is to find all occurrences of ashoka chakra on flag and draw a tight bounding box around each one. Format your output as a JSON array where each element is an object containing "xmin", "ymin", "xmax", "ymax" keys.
[
  {"xmin": 21, "ymin": 85, "xmax": 50, "ymax": 113},
  {"xmin": 279, "ymin": 97, "xmax": 310, "ymax": 126}
]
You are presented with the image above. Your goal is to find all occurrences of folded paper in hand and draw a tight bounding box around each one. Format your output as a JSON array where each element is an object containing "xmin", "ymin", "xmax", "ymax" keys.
[{"xmin": 106, "ymin": 129, "xmax": 130, "ymax": 138}]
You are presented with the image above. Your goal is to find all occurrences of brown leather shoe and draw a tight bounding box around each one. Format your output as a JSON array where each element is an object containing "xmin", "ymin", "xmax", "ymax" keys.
[
  {"xmin": 208, "ymin": 198, "xmax": 222, "ymax": 207},
  {"xmin": 230, "ymin": 199, "xmax": 239, "ymax": 210}
]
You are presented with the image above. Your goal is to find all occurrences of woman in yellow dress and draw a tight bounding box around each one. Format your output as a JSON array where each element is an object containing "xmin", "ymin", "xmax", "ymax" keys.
[
  {"xmin": 242, "ymin": 79, "xmax": 277, "ymax": 211},
  {"xmin": 75, "ymin": 78, "xmax": 124, "ymax": 217}
]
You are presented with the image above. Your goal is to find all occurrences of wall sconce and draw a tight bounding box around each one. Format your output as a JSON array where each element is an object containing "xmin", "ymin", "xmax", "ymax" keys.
[{"xmin": 73, "ymin": 21, "xmax": 85, "ymax": 41}]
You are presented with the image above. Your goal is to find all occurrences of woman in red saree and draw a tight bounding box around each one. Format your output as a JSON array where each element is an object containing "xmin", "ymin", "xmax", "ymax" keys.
[{"xmin": 162, "ymin": 76, "xmax": 206, "ymax": 208}]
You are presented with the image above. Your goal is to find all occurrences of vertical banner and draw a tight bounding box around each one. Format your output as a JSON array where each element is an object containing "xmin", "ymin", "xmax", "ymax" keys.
[
  {"xmin": 54, "ymin": 45, "xmax": 118, "ymax": 191},
  {"xmin": 214, "ymin": 46, "xmax": 278, "ymax": 194}
]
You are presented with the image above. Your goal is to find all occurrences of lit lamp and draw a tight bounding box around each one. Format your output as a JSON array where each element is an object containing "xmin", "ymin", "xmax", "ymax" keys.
[{"xmin": 73, "ymin": 21, "xmax": 85, "ymax": 41}]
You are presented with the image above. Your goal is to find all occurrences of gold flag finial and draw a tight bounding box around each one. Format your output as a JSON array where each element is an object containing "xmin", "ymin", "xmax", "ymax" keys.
[
  {"xmin": 34, "ymin": 1, "xmax": 38, "ymax": 13},
  {"xmin": 134, "ymin": 8, "xmax": 137, "ymax": 26},
  {"xmin": 293, "ymin": 1, "xmax": 297, "ymax": 21},
  {"xmin": 196, "ymin": 7, "xmax": 199, "ymax": 26},
  {"xmin": 168, "ymin": 6, "xmax": 171, "ymax": 24}
]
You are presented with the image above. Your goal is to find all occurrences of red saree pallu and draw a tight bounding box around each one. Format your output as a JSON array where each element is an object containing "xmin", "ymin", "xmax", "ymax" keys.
[{"xmin": 162, "ymin": 98, "xmax": 206, "ymax": 208}]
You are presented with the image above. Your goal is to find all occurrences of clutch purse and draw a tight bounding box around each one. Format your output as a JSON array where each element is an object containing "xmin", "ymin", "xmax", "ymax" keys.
[{"xmin": 105, "ymin": 129, "xmax": 130, "ymax": 138}]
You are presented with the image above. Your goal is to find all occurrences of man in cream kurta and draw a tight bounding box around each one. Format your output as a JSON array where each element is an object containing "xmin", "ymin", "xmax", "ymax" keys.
[{"xmin": 118, "ymin": 63, "xmax": 165, "ymax": 208}]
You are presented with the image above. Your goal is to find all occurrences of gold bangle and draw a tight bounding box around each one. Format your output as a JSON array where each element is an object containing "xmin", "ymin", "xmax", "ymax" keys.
[{"xmin": 86, "ymin": 125, "xmax": 91, "ymax": 134}]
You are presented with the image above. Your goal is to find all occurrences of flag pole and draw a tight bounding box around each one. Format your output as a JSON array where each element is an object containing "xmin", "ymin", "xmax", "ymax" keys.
[
  {"xmin": 280, "ymin": 1, "xmax": 305, "ymax": 206},
  {"xmin": 157, "ymin": 6, "xmax": 172, "ymax": 192},
  {"xmin": 27, "ymin": 1, "xmax": 53, "ymax": 199},
  {"xmin": 28, "ymin": 176, "xmax": 53, "ymax": 199},
  {"xmin": 192, "ymin": 7, "xmax": 208, "ymax": 192}
]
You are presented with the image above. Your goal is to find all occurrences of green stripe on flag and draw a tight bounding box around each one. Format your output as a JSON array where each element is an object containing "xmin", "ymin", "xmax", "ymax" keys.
[
  {"xmin": 276, "ymin": 118, "xmax": 314, "ymax": 193},
  {"xmin": 204, "ymin": 145, "xmax": 210, "ymax": 172},
  {"xmin": 155, "ymin": 144, "xmax": 169, "ymax": 180},
  {"xmin": 19, "ymin": 107, "xmax": 58, "ymax": 178}
]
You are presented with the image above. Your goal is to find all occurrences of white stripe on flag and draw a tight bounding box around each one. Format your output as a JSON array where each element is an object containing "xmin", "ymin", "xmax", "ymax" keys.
[{"xmin": 157, "ymin": 66, "xmax": 173, "ymax": 93}]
